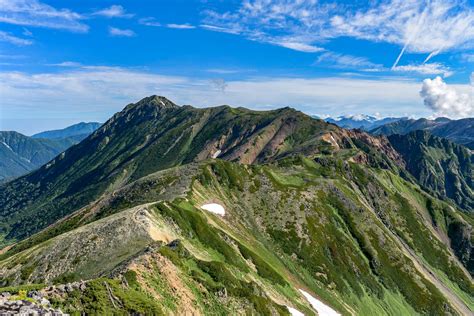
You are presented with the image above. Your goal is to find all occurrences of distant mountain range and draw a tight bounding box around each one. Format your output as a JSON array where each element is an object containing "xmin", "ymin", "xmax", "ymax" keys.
[
  {"xmin": 325, "ymin": 115, "xmax": 474, "ymax": 149},
  {"xmin": 371, "ymin": 118, "xmax": 474, "ymax": 149},
  {"xmin": 32, "ymin": 122, "xmax": 101, "ymax": 140},
  {"xmin": 0, "ymin": 96, "xmax": 472, "ymax": 315},
  {"xmin": 0, "ymin": 122, "xmax": 101, "ymax": 182},
  {"xmin": 323, "ymin": 115, "xmax": 406, "ymax": 130}
]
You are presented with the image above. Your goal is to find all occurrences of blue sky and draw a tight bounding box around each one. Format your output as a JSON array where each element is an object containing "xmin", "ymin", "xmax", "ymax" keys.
[{"xmin": 0, "ymin": 0, "xmax": 473, "ymax": 134}]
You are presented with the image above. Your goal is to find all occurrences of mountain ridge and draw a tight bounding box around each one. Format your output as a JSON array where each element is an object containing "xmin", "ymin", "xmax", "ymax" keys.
[
  {"xmin": 371, "ymin": 117, "xmax": 474, "ymax": 149},
  {"xmin": 31, "ymin": 122, "xmax": 101, "ymax": 140},
  {"xmin": 1, "ymin": 95, "xmax": 473, "ymax": 315},
  {"xmin": 0, "ymin": 123, "xmax": 101, "ymax": 182}
]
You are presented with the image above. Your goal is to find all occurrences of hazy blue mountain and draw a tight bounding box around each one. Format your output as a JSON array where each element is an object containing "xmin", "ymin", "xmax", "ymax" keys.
[
  {"xmin": 32, "ymin": 122, "xmax": 101, "ymax": 140},
  {"xmin": 372, "ymin": 117, "xmax": 474, "ymax": 149},
  {"xmin": 324, "ymin": 115, "xmax": 406, "ymax": 130},
  {"xmin": 0, "ymin": 131, "xmax": 76, "ymax": 182},
  {"xmin": 0, "ymin": 122, "xmax": 101, "ymax": 182}
]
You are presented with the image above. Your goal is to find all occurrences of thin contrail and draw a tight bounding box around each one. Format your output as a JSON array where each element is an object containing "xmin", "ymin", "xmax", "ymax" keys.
[
  {"xmin": 423, "ymin": 49, "xmax": 441, "ymax": 64},
  {"xmin": 392, "ymin": 43, "xmax": 408, "ymax": 69},
  {"xmin": 392, "ymin": 0, "xmax": 430, "ymax": 69},
  {"xmin": 423, "ymin": 17, "xmax": 471, "ymax": 65}
]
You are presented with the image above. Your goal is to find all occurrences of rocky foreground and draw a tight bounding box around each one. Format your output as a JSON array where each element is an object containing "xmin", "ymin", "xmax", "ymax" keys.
[{"xmin": 0, "ymin": 282, "xmax": 87, "ymax": 315}]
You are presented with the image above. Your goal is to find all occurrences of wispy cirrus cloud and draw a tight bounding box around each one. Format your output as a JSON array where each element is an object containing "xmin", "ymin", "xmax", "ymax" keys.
[
  {"xmin": 0, "ymin": 31, "xmax": 33, "ymax": 46},
  {"xmin": 314, "ymin": 51, "xmax": 453, "ymax": 77},
  {"xmin": 315, "ymin": 52, "xmax": 383, "ymax": 71},
  {"xmin": 138, "ymin": 17, "xmax": 161, "ymax": 27},
  {"xmin": 109, "ymin": 27, "xmax": 135, "ymax": 37},
  {"xmin": 461, "ymin": 53, "xmax": 474, "ymax": 63},
  {"xmin": 273, "ymin": 41, "xmax": 323, "ymax": 53},
  {"xmin": 392, "ymin": 63, "xmax": 453, "ymax": 77},
  {"xmin": 2, "ymin": 66, "xmax": 472, "ymax": 130},
  {"xmin": 92, "ymin": 5, "xmax": 134, "ymax": 18},
  {"xmin": 0, "ymin": 0, "xmax": 88, "ymax": 32},
  {"xmin": 140, "ymin": 20, "xmax": 195, "ymax": 29},
  {"xmin": 47, "ymin": 61, "xmax": 82, "ymax": 67},
  {"xmin": 199, "ymin": 24, "xmax": 240, "ymax": 34},
  {"xmin": 202, "ymin": 0, "xmax": 474, "ymax": 63},
  {"xmin": 166, "ymin": 23, "xmax": 195, "ymax": 29},
  {"xmin": 330, "ymin": 0, "xmax": 474, "ymax": 67},
  {"xmin": 202, "ymin": 1, "xmax": 330, "ymax": 53}
]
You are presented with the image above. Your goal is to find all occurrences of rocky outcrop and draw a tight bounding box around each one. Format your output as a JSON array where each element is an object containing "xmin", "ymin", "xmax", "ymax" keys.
[{"xmin": 0, "ymin": 290, "xmax": 67, "ymax": 315}]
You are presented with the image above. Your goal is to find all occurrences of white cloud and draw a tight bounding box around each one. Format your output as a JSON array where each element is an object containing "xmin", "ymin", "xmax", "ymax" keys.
[
  {"xmin": 207, "ymin": 68, "xmax": 247, "ymax": 74},
  {"xmin": 109, "ymin": 27, "xmax": 135, "ymax": 37},
  {"xmin": 203, "ymin": 0, "xmax": 474, "ymax": 60},
  {"xmin": 199, "ymin": 24, "xmax": 240, "ymax": 34},
  {"xmin": 47, "ymin": 61, "xmax": 82, "ymax": 67},
  {"xmin": 92, "ymin": 5, "xmax": 133, "ymax": 18},
  {"xmin": 5, "ymin": 67, "xmax": 472, "ymax": 131},
  {"xmin": 273, "ymin": 41, "xmax": 323, "ymax": 53},
  {"xmin": 461, "ymin": 53, "xmax": 474, "ymax": 63},
  {"xmin": 139, "ymin": 17, "xmax": 161, "ymax": 27},
  {"xmin": 393, "ymin": 63, "xmax": 453, "ymax": 77},
  {"xmin": 0, "ymin": 0, "xmax": 88, "ymax": 32},
  {"xmin": 0, "ymin": 31, "xmax": 33, "ymax": 46},
  {"xmin": 166, "ymin": 23, "xmax": 195, "ymax": 29},
  {"xmin": 331, "ymin": 0, "xmax": 474, "ymax": 66},
  {"xmin": 202, "ymin": 0, "xmax": 331, "ymax": 53},
  {"xmin": 420, "ymin": 76, "xmax": 473, "ymax": 118},
  {"xmin": 316, "ymin": 52, "xmax": 383, "ymax": 71}
]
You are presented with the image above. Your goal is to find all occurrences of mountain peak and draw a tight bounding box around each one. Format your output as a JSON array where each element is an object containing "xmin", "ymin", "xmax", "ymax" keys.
[{"xmin": 132, "ymin": 95, "xmax": 179, "ymax": 110}]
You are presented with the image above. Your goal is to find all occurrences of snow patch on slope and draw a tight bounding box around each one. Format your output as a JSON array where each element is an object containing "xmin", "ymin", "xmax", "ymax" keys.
[
  {"xmin": 201, "ymin": 203, "xmax": 225, "ymax": 216},
  {"xmin": 1, "ymin": 141, "xmax": 13, "ymax": 151},
  {"xmin": 299, "ymin": 289, "xmax": 340, "ymax": 316},
  {"xmin": 286, "ymin": 306, "xmax": 304, "ymax": 316}
]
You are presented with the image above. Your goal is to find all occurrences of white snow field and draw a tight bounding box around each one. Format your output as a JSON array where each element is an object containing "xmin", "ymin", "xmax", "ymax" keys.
[
  {"xmin": 286, "ymin": 306, "xmax": 304, "ymax": 316},
  {"xmin": 299, "ymin": 289, "xmax": 341, "ymax": 316},
  {"xmin": 201, "ymin": 203, "xmax": 225, "ymax": 216}
]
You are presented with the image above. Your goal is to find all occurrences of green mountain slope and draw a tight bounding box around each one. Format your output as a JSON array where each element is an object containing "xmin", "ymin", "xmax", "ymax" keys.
[
  {"xmin": 1, "ymin": 159, "xmax": 472, "ymax": 315},
  {"xmin": 0, "ymin": 96, "xmax": 346, "ymax": 243},
  {"xmin": 371, "ymin": 118, "xmax": 474, "ymax": 149},
  {"xmin": 388, "ymin": 131, "xmax": 474, "ymax": 212},
  {"xmin": 0, "ymin": 123, "xmax": 100, "ymax": 182},
  {"xmin": 0, "ymin": 96, "xmax": 473, "ymax": 315},
  {"xmin": 0, "ymin": 131, "xmax": 76, "ymax": 182}
]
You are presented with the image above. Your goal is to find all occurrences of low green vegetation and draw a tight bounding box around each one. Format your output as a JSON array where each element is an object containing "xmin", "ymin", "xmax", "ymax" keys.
[{"xmin": 0, "ymin": 97, "xmax": 472, "ymax": 315}]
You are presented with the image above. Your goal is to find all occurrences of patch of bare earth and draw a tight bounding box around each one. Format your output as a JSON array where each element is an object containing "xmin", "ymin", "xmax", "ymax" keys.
[{"xmin": 129, "ymin": 252, "xmax": 201, "ymax": 315}]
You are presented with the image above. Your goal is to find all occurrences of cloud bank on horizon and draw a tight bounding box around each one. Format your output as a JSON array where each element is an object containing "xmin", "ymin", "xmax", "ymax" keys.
[{"xmin": 0, "ymin": 0, "xmax": 473, "ymax": 133}]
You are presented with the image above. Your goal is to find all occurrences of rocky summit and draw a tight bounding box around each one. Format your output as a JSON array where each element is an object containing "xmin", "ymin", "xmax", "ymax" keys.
[{"xmin": 0, "ymin": 96, "xmax": 473, "ymax": 315}]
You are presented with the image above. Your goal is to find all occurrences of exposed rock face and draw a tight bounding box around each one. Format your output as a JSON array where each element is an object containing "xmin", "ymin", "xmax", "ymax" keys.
[
  {"xmin": 0, "ymin": 290, "xmax": 66, "ymax": 315},
  {"xmin": 388, "ymin": 130, "xmax": 474, "ymax": 212},
  {"xmin": 346, "ymin": 129, "xmax": 406, "ymax": 169}
]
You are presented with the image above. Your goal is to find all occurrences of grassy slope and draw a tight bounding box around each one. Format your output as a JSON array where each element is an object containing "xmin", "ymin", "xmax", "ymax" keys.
[
  {"xmin": 1, "ymin": 157, "xmax": 471, "ymax": 315},
  {"xmin": 0, "ymin": 97, "xmax": 337, "ymax": 245}
]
